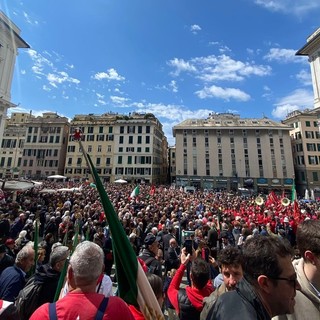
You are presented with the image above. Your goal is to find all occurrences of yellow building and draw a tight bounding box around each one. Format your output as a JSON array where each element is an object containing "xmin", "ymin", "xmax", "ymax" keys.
[{"xmin": 65, "ymin": 112, "xmax": 168, "ymax": 184}]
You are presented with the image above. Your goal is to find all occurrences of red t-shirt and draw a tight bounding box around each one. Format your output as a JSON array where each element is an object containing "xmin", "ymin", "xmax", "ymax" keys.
[{"xmin": 30, "ymin": 292, "xmax": 135, "ymax": 320}]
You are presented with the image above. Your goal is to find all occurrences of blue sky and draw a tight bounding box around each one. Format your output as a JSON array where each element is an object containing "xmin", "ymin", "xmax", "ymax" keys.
[{"xmin": 1, "ymin": 0, "xmax": 320, "ymax": 145}]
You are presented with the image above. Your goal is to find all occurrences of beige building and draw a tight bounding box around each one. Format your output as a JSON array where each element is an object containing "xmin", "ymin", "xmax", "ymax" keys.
[
  {"xmin": 21, "ymin": 112, "xmax": 69, "ymax": 179},
  {"xmin": 282, "ymin": 108, "xmax": 320, "ymax": 197},
  {"xmin": 173, "ymin": 113, "xmax": 294, "ymax": 193},
  {"xmin": 0, "ymin": 12, "xmax": 29, "ymax": 147},
  {"xmin": 65, "ymin": 112, "xmax": 168, "ymax": 184},
  {"xmin": 0, "ymin": 112, "xmax": 34, "ymax": 178}
]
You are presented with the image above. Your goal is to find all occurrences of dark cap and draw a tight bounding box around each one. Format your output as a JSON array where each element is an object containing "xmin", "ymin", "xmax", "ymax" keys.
[
  {"xmin": 0, "ymin": 244, "xmax": 6, "ymax": 253},
  {"xmin": 144, "ymin": 234, "xmax": 161, "ymax": 246}
]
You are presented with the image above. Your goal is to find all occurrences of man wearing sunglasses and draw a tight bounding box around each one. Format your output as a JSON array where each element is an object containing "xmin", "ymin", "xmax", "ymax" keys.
[
  {"xmin": 273, "ymin": 219, "xmax": 320, "ymax": 320},
  {"xmin": 205, "ymin": 235, "xmax": 300, "ymax": 320}
]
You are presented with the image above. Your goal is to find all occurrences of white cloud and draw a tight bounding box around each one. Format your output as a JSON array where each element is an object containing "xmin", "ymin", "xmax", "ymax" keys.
[
  {"xmin": 168, "ymin": 54, "xmax": 271, "ymax": 83},
  {"xmin": 47, "ymin": 71, "xmax": 80, "ymax": 87},
  {"xmin": 190, "ymin": 24, "xmax": 201, "ymax": 34},
  {"xmin": 272, "ymin": 88, "xmax": 314, "ymax": 118},
  {"xmin": 296, "ymin": 69, "xmax": 312, "ymax": 86},
  {"xmin": 167, "ymin": 58, "xmax": 197, "ymax": 76},
  {"xmin": 23, "ymin": 11, "xmax": 39, "ymax": 25},
  {"xmin": 195, "ymin": 85, "xmax": 251, "ymax": 101},
  {"xmin": 264, "ymin": 48, "xmax": 307, "ymax": 63},
  {"xmin": 27, "ymin": 49, "xmax": 54, "ymax": 75},
  {"xmin": 110, "ymin": 95, "xmax": 130, "ymax": 105},
  {"xmin": 169, "ymin": 80, "xmax": 178, "ymax": 93},
  {"xmin": 93, "ymin": 68, "xmax": 125, "ymax": 81},
  {"xmin": 254, "ymin": 0, "xmax": 320, "ymax": 16},
  {"xmin": 96, "ymin": 93, "xmax": 105, "ymax": 99}
]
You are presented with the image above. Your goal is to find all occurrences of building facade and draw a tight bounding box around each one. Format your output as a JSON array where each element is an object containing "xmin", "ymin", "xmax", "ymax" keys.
[
  {"xmin": 20, "ymin": 112, "xmax": 69, "ymax": 179},
  {"xmin": 296, "ymin": 28, "xmax": 320, "ymax": 109},
  {"xmin": 0, "ymin": 12, "xmax": 29, "ymax": 148},
  {"xmin": 65, "ymin": 112, "xmax": 168, "ymax": 184},
  {"xmin": 168, "ymin": 146, "xmax": 176, "ymax": 184},
  {"xmin": 173, "ymin": 113, "xmax": 295, "ymax": 194},
  {"xmin": 0, "ymin": 112, "xmax": 34, "ymax": 178},
  {"xmin": 282, "ymin": 108, "xmax": 320, "ymax": 197}
]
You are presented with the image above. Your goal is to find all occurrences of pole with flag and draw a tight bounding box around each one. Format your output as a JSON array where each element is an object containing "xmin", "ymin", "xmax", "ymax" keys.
[{"xmin": 73, "ymin": 128, "xmax": 164, "ymax": 320}]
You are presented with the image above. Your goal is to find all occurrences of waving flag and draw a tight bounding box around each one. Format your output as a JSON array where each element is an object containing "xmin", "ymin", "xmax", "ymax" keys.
[
  {"xmin": 74, "ymin": 130, "xmax": 163, "ymax": 320},
  {"xmin": 130, "ymin": 185, "xmax": 140, "ymax": 198},
  {"xmin": 150, "ymin": 185, "xmax": 156, "ymax": 196}
]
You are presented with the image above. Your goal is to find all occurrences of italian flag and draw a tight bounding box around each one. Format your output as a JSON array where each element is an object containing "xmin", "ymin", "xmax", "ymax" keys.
[
  {"xmin": 83, "ymin": 152, "xmax": 163, "ymax": 320},
  {"xmin": 130, "ymin": 185, "xmax": 140, "ymax": 198}
]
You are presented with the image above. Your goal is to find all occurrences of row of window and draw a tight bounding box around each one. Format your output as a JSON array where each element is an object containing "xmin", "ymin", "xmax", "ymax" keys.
[
  {"xmin": 64, "ymin": 167, "xmax": 153, "ymax": 176},
  {"xmin": 296, "ymin": 155, "xmax": 320, "ymax": 165},
  {"xmin": 28, "ymin": 127, "xmax": 62, "ymax": 134},
  {"xmin": 23, "ymin": 149, "xmax": 59, "ymax": 157},
  {"xmin": 183, "ymin": 129, "xmax": 281, "ymax": 136},
  {"xmin": 21, "ymin": 159, "xmax": 59, "ymax": 167},
  {"xmin": 26, "ymin": 135, "xmax": 61, "ymax": 144}
]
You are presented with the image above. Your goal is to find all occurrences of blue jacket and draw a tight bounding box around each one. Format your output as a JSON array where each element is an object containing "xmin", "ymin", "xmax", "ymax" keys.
[{"xmin": 0, "ymin": 265, "xmax": 25, "ymax": 302}]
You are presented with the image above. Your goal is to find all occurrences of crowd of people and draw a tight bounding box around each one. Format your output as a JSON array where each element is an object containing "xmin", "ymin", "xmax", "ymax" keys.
[{"xmin": 0, "ymin": 180, "xmax": 319, "ymax": 319}]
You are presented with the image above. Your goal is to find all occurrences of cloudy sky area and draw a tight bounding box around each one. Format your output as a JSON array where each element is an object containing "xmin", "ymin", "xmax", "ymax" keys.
[{"xmin": 1, "ymin": 0, "xmax": 320, "ymax": 145}]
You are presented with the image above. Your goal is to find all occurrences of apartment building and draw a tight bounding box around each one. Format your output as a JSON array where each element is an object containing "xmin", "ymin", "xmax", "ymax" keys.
[
  {"xmin": 0, "ymin": 112, "xmax": 34, "ymax": 178},
  {"xmin": 282, "ymin": 108, "xmax": 320, "ymax": 197},
  {"xmin": 21, "ymin": 112, "xmax": 69, "ymax": 179},
  {"xmin": 0, "ymin": 12, "xmax": 29, "ymax": 147},
  {"xmin": 65, "ymin": 112, "xmax": 168, "ymax": 184},
  {"xmin": 173, "ymin": 113, "xmax": 294, "ymax": 193}
]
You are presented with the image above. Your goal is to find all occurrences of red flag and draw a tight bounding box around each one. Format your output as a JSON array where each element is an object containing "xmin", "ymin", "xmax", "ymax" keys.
[{"xmin": 150, "ymin": 185, "xmax": 155, "ymax": 196}]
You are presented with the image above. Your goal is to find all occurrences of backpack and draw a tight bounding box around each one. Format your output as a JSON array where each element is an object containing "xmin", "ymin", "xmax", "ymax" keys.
[{"xmin": 15, "ymin": 275, "xmax": 43, "ymax": 320}]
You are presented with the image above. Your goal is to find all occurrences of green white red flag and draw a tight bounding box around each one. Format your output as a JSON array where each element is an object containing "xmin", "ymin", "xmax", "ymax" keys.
[{"xmin": 130, "ymin": 185, "xmax": 140, "ymax": 198}]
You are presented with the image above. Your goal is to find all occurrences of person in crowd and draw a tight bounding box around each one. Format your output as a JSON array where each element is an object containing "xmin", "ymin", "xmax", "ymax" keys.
[
  {"xmin": 207, "ymin": 222, "xmax": 219, "ymax": 250},
  {"xmin": 0, "ymin": 213, "xmax": 10, "ymax": 243},
  {"xmin": 162, "ymin": 226, "xmax": 177, "ymax": 258},
  {"xmin": 139, "ymin": 233, "xmax": 163, "ymax": 278},
  {"xmin": 205, "ymin": 235, "xmax": 300, "ymax": 320},
  {"xmin": 4, "ymin": 239, "xmax": 16, "ymax": 259},
  {"xmin": 0, "ymin": 244, "xmax": 14, "ymax": 275},
  {"xmin": 163, "ymin": 268, "xmax": 178, "ymax": 320},
  {"xmin": 0, "ymin": 298, "xmax": 19, "ymax": 320},
  {"xmin": 273, "ymin": 219, "xmax": 320, "ymax": 320},
  {"xmin": 168, "ymin": 247, "xmax": 214, "ymax": 319},
  {"xmin": 33, "ymin": 245, "xmax": 69, "ymax": 307},
  {"xmin": 201, "ymin": 246, "xmax": 243, "ymax": 320},
  {"xmin": 30, "ymin": 241, "xmax": 134, "ymax": 319},
  {"xmin": 165, "ymin": 238, "xmax": 180, "ymax": 275},
  {"xmin": 128, "ymin": 273, "xmax": 164, "ymax": 320},
  {"xmin": 0, "ymin": 244, "xmax": 34, "ymax": 302},
  {"xmin": 9, "ymin": 213, "xmax": 26, "ymax": 239}
]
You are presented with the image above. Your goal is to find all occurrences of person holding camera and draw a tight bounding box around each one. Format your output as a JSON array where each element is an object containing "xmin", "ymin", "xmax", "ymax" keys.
[{"xmin": 167, "ymin": 245, "xmax": 214, "ymax": 320}]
